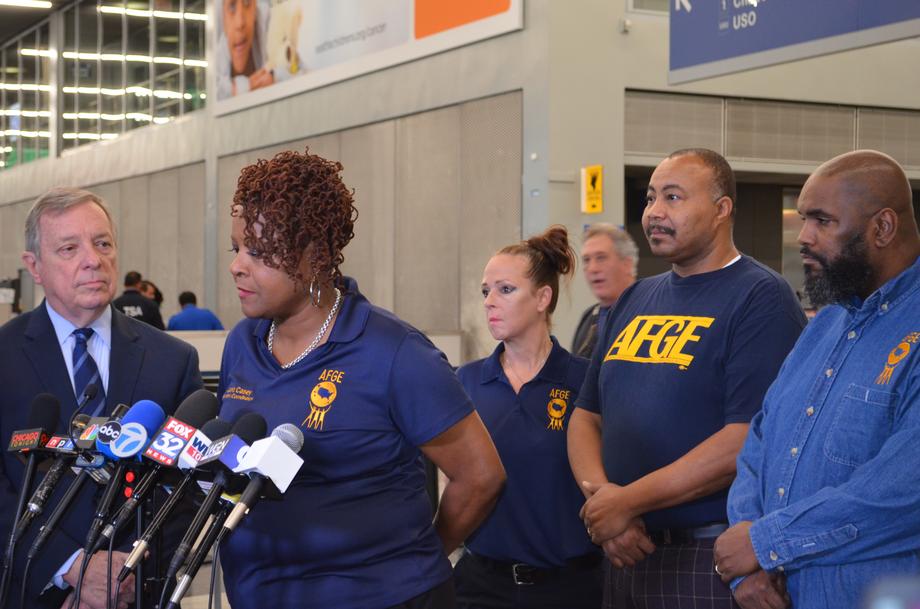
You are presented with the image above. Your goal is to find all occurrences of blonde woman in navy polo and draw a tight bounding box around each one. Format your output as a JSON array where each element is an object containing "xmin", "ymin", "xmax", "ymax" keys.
[
  {"xmin": 217, "ymin": 149, "xmax": 505, "ymax": 609},
  {"xmin": 454, "ymin": 226, "xmax": 603, "ymax": 608}
]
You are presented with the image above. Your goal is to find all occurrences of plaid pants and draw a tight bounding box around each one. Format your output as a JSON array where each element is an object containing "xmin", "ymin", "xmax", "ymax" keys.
[{"xmin": 604, "ymin": 538, "xmax": 740, "ymax": 609}]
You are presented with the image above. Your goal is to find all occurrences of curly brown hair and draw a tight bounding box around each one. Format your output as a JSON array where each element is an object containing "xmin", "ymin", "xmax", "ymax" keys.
[{"xmin": 232, "ymin": 148, "xmax": 358, "ymax": 286}]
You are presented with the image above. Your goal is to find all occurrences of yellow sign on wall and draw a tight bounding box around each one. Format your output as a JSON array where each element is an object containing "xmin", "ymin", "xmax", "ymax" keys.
[{"xmin": 581, "ymin": 165, "xmax": 603, "ymax": 214}]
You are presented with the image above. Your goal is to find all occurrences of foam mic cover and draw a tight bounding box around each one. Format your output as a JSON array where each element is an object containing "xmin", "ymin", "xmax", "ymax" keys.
[
  {"xmin": 174, "ymin": 389, "xmax": 220, "ymax": 428},
  {"xmin": 27, "ymin": 394, "xmax": 60, "ymax": 431},
  {"xmin": 95, "ymin": 400, "xmax": 166, "ymax": 460}
]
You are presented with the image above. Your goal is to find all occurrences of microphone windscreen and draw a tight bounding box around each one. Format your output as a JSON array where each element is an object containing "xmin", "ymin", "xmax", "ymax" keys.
[
  {"xmin": 199, "ymin": 418, "xmax": 232, "ymax": 441},
  {"xmin": 173, "ymin": 389, "xmax": 220, "ymax": 427},
  {"xmin": 28, "ymin": 393, "xmax": 60, "ymax": 431},
  {"xmin": 231, "ymin": 412, "xmax": 267, "ymax": 445},
  {"xmin": 81, "ymin": 383, "xmax": 98, "ymax": 402},
  {"xmin": 271, "ymin": 423, "xmax": 304, "ymax": 453},
  {"xmin": 97, "ymin": 399, "xmax": 167, "ymax": 460}
]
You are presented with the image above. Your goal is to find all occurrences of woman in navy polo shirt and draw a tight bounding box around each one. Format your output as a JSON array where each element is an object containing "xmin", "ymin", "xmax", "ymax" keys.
[
  {"xmin": 454, "ymin": 226, "xmax": 603, "ymax": 608},
  {"xmin": 217, "ymin": 149, "xmax": 505, "ymax": 609}
]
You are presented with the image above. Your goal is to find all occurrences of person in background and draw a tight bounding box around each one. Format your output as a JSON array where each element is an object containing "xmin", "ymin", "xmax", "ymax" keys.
[
  {"xmin": 113, "ymin": 270, "xmax": 164, "ymax": 329},
  {"xmin": 571, "ymin": 224, "xmax": 638, "ymax": 358},
  {"xmin": 139, "ymin": 279, "xmax": 163, "ymax": 308},
  {"xmin": 218, "ymin": 148, "xmax": 506, "ymax": 609},
  {"xmin": 569, "ymin": 148, "xmax": 806, "ymax": 609},
  {"xmin": 714, "ymin": 150, "xmax": 920, "ymax": 609},
  {"xmin": 167, "ymin": 291, "xmax": 224, "ymax": 331},
  {"xmin": 454, "ymin": 225, "xmax": 602, "ymax": 609}
]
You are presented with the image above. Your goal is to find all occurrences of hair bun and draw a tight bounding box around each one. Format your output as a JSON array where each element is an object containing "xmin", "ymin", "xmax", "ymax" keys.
[{"xmin": 526, "ymin": 225, "xmax": 575, "ymax": 278}]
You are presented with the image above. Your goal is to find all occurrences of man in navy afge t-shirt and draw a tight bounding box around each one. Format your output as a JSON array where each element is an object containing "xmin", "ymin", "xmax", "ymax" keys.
[{"xmin": 569, "ymin": 148, "xmax": 806, "ymax": 609}]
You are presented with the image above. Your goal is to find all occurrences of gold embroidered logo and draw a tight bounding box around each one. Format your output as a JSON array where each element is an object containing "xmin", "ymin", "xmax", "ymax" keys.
[
  {"xmin": 222, "ymin": 386, "xmax": 254, "ymax": 402},
  {"xmin": 546, "ymin": 388, "xmax": 571, "ymax": 431},
  {"xmin": 876, "ymin": 332, "xmax": 919, "ymax": 385},
  {"xmin": 303, "ymin": 368, "xmax": 344, "ymax": 430},
  {"xmin": 603, "ymin": 315, "xmax": 715, "ymax": 369}
]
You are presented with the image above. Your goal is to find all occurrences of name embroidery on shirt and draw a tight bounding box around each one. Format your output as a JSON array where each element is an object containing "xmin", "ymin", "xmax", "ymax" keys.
[
  {"xmin": 303, "ymin": 368, "xmax": 344, "ymax": 430},
  {"xmin": 547, "ymin": 388, "xmax": 570, "ymax": 431},
  {"xmin": 603, "ymin": 315, "xmax": 715, "ymax": 369},
  {"xmin": 223, "ymin": 386, "xmax": 254, "ymax": 402},
  {"xmin": 875, "ymin": 332, "xmax": 919, "ymax": 385}
]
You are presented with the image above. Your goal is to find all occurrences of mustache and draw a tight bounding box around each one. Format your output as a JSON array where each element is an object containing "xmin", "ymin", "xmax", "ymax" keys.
[
  {"xmin": 800, "ymin": 246, "xmax": 829, "ymax": 268},
  {"xmin": 646, "ymin": 224, "xmax": 675, "ymax": 237}
]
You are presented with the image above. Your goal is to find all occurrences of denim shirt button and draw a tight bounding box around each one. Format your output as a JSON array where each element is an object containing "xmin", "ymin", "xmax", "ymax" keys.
[
  {"xmin": 825, "ymin": 368, "xmax": 834, "ymax": 377},
  {"xmin": 790, "ymin": 447, "xmax": 798, "ymax": 456},
  {"xmin": 769, "ymin": 550, "xmax": 779, "ymax": 561},
  {"xmin": 881, "ymin": 302, "xmax": 889, "ymax": 312},
  {"xmin": 777, "ymin": 487, "xmax": 785, "ymax": 497},
  {"xmin": 847, "ymin": 331, "xmax": 857, "ymax": 339},
  {"xmin": 806, "ymin": 407, "xmax": 815, "ymax": 416}
]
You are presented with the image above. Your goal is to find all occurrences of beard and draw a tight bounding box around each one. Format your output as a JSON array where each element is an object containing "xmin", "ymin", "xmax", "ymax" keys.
[{"xmin": 802, "ymin": 232, "xmax": 875, "ymax": 308}]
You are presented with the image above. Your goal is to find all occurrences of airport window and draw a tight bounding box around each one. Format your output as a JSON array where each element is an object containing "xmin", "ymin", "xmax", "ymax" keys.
[
  {"xmin": 0, "ymin": 0, "xmax": 208, "ymax": 169},
  {"xmin": 0, "ymin": 23, "xmax": 52, "ymax": 171}
]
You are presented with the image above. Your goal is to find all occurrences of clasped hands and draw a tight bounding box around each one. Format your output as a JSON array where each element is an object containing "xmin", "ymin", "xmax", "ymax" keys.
[
  {"xmin": 580, "ymin": 481, "xmax": 655, "ymax": 568},
  {"xmin": 714, "ymin": 521, "xmax": 790, "ymax": 609}
]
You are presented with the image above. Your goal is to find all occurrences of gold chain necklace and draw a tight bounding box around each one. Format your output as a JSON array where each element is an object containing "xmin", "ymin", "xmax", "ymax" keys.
[{"xmin": 268, "ymin": 288, "xmax": 341, "ymax": 370}]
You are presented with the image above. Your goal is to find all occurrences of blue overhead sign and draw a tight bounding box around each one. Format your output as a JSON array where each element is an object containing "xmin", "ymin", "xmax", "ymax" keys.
[{"xmin": 670, "ymin": 0, "xmax": 920, "ymax": 84}]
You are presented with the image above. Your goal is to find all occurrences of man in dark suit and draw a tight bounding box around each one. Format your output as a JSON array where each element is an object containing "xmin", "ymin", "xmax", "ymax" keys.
[{"xmin": 0, "ymin": 187, "xmax": 202, "ymax": 609}]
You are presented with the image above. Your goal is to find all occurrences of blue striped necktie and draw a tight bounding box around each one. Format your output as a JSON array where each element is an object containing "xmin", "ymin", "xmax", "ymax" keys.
[{"xmin": 72, "ymin": 328, "xmax": 106, "ymax": 416}]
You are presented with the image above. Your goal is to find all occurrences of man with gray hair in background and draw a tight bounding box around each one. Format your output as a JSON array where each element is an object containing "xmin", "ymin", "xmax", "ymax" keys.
[
  {"xmin": 0, "ymin": 187, "xmax": 201, "ymax": 609},
  {"xmin": 571, "ymin": 224, "xmax": 639, "ymax": 358}
]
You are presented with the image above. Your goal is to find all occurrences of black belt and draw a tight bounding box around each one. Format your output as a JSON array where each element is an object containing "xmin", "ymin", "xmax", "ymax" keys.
[
  {"xmin": 465, "ymin": 550, "xmax": 602, "ymax": 586},
  {"xmin": 647, "ymin": 523, "xmax": 729, "ymax": 546}
]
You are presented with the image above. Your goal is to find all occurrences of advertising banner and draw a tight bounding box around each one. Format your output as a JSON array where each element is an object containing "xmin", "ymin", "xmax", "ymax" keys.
[
  {"xmin": 670, "ymin": 0, "xmax": 920, "ymax": 84},
  {"xmin": 215, "ymin": 0, "xmax": 522, "ymax": 114}
]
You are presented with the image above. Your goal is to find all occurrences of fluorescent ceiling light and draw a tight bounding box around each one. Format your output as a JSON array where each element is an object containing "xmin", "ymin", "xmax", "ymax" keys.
[
  {"xmin": 0, "ymin": 83, "xmax": 51, "ymax": 92},
  {"xmin": 1, "ymin": 129, "xmax": 51, "ymax": 138},
  {"xmin": 0, "ymin": 109, "xmax": 51, "ymax": 117},
  {"xmin": 21, "ymin": 49, "xmax": 207, "ymax": 68},
  {"xmin": 0, "ymin": 0, "xmax": 53, "ymax": 8},
  {"xmin": 62, "ymin": 132, "xmax": 120, "ymax": 140},
  {"xmin": 97, "ymin": 6, "xmax": 206, "ymax": 20}
]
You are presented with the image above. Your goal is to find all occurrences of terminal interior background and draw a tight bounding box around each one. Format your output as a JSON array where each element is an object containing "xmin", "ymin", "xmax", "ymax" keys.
[
  {"xmin": 0, "ymin": 0, "xmax": 918, "ymax": 605},
  {"xmin": 1, "ymin": 0, "xmax": 919, "ymax": 369}
]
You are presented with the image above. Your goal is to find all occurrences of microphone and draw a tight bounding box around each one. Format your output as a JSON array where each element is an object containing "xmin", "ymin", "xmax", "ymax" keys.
[
  {"xmin": 4, "ymin": 394, "xmax": 60, "ymax": 535},
  {"xmin": 24, "ymin": 404, "xmax": 129, "ymax": 561},
  {"xmin": 0, "ymin": 394, "xmax": 61, "ymax": 607},
  {"xmin": 223, "ymin": 424, "xmax": 304, "ymax": 534},
  {"xmin": 117, "ymin": 417, "xmax": 231, "ymax": 581},
  {"xmin": 89, "ymin": 390, "xmax": 219, "ymax": 554},
  {"xmin": 11, "ymin": 431, "xmax": 80, "ymax": 544},
  {"xmin": 164, "ymin": 412, "xmax": 266, "ymax": 582},
  {"xmin": 83, "ymin": 400, "xmax": 166, "ymax": 553},
  {"xmin": 168, "ymin": 421, "xmax": 301, "ymax": 609}
]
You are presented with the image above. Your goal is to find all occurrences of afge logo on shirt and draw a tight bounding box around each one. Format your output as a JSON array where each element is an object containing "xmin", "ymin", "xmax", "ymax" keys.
[
  {"xmin": 303, "ymin": 368, "xmax": 344, "ymax": 430},
  {"xmin": 546, "ymin": 388, "xmax": 570, "ymax": 431},
  {"xmin": 604, "ymin": 315, "xmax": 714, "ymax": 369},
  {"xmin": 876, "ymin": 331, "xmax": 919, "ymax": 385}
]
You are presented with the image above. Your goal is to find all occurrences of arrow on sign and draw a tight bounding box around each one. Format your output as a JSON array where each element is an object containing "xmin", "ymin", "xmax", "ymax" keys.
[{"xmin": 675, "ymin": 0, "xmax": 692, "ymax": 11}]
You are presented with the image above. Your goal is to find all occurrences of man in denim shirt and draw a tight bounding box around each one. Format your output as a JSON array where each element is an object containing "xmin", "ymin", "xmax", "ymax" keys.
[{"xmin": 714, "ymin": 150, "xmax": 920, "ymax": 609}]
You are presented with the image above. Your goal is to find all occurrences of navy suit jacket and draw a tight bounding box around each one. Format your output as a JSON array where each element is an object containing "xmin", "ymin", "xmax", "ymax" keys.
[{"xmin": 0, "ymin": 302, "xmax": 202, "ymax": 608}]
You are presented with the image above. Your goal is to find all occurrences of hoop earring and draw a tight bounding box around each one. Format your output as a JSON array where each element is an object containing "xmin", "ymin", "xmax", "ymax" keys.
[{"xmin": 309, "ymin": 277, "xmax": 322, "ymax": 307}]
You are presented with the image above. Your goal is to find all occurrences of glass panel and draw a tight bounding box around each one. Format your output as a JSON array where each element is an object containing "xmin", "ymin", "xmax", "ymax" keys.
[{"xmin": 126, "ymin": 0, "xmax": 152, "ymax": 133}]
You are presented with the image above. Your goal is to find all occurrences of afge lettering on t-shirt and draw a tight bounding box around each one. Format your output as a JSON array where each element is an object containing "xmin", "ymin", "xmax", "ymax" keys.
[
  {"xmin": 302, "ymin": 368, "xmax": 345, "ymax": 431},
  {"xmin": 604, "ymin": 315, "xmax": 714, "ymax": 369},
  {"xmin": 143, "ymin": 417, "xmax": 196, "ymax": 466},
  {"xmin": 546, "ymin": 388, "xmax": 570, "ymax": 431}
]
